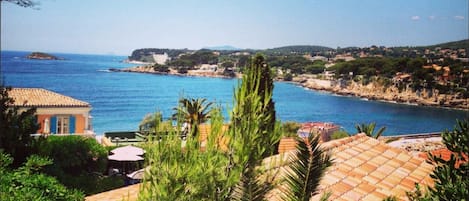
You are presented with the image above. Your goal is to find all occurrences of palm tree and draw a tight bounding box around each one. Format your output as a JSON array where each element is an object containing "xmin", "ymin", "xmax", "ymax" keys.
[
  {"xmin": 355, "ymin": 122, "xmax": 386, "ymax": 139},
  {"xmin": 283, "ymin": 133, "xmax": 332, "ymax": 201},
  {"xmin": 173, "ymin": 97, "xmax": 213, "ymax": 137}
]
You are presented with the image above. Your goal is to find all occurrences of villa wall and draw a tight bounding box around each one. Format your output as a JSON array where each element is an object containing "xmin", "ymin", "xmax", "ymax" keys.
[
  {"xmin": 37, "ymin": 114, "xmax": 52, "ymax": 133},
  {"xmin": 36, "ymin": 113, "xmax": 88, "ymax": 134},
  {"xmin": 75, "ymin": 114, "xmax": 86, "ymax": 134}
]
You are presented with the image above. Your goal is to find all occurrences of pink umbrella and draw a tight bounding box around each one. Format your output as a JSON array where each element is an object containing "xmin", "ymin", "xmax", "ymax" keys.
[
  {"xmin": 110, "ymin": 145, "xmax": 145, "ymax": 156},
  {"xmin": 108, "ymin": 153, "xmax": 144, "ymax": 161}
]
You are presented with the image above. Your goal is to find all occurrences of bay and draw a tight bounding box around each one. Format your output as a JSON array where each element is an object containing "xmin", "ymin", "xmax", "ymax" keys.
[{"xmin": 1, "ymin": 51, "xmax": 467, "ymax": 135}]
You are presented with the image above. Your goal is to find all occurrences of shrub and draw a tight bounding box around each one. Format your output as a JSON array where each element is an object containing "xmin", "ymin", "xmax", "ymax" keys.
[
  {"xmin": 331, "ymin": 130, "xmax": 349, "ymax": 140},
  {"xmin": 0, "ymin": 153, "xmax": 84, "ymax": 201},
  {"xmin": 282, "ymin": 121, "xmax": 301, "ymax": 137},
  {"xmin": 34, "ymin": 136, "xmax": 110, "ymax": 195}
]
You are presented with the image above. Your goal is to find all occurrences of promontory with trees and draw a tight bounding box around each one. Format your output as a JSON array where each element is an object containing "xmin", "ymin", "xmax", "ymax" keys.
[{"xmin": 116, "ymin": 39, "xmax": 469, "ymax": 110}]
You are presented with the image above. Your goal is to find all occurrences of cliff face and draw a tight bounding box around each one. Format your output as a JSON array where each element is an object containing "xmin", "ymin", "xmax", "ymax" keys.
[
  {"xmin": 299, "ymin": 79, "xmax": 468, "ymax": 110},
  {"xmin": 27, "ymin": 52, "xmax": 61, "ymax": 60}
]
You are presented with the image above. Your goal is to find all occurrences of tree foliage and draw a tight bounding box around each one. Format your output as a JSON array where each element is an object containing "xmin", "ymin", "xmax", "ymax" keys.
[
  {"xmin": 33, "ymin": 135, "xmax": 111, "ymax": 195},
  {"xmin": 0, "ymin": 85, "xmax": 39, "ymax": 166},
  {"xmin": 0, "ymin": 152, "xmax": 84, "ymax": 201},
  {"xmin": 173, "ymin": 97, "xmax": 213, "ymax": 137},
  {"xmin": 228, "ymin": 54, "xmax": 282, "ymax": 200},
  {"xmin": 426, "ymin": 119, "xmax": 468, "ymax": 200},
  {"xmin": 355, "ymin": 122, "xmax": 386, "ymax": 139},
  {"xmin": 0, "ymin": 0, "xmax": 38, "ymax": 8},
  {"xmin": 406, "ymin": 119, "xmax": 469, "ymax": 200},
  {"xmin": 267, "ymin": 56, "xmax": 313, "ymax": 74},
  {"xmin": 139, "ymin": 107, "xmax": 235, "ymax": 201},
  {"xmin": 330, "ymin": 130, "xmax": 350, "ymax": 140},
  {"xmin": 282, "ymin": 121, "xmax": 301, "ymax": 137}
]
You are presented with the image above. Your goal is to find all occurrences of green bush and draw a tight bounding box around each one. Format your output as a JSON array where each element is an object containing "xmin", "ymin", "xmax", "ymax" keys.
[
  {"xmin": 284, "ymin": 73, "xmax": 293, "ymax": 81},
  {"xmin": 331, "ymin": 130, "xmax": 350, "ymax": 140},
  {"xmin": 282, "ymin": 121, "xmax": 301, "ymax": 137},
  {"xmin": 34, "ymin": 136, "xmax": 110, "ymax": 195},
  {"xmin": 0, "ymin": 153, "xmax": 84, "ymax": 201}
]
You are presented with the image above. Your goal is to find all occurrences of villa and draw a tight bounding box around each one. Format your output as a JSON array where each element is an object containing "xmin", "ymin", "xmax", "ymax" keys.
[{"xmin": 8, "ymin": 88, "xmax": 94, "ymax": 135}]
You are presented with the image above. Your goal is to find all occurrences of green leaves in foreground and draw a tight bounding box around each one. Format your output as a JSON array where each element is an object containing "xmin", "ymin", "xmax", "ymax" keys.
[
  {"xmin": 355, "ymin": 122, "xmax": 386, "ymax": 139},
  {"xmin": 405, "ymin": 119, "xmax": 469, "ymax": 201},
  {"xmin": 0, "ymin": 153, "xmax": 84, "ymax": 201},
  {"xmin": 283, "ymin": 134, "xmax": 332, "ymax": 201}
]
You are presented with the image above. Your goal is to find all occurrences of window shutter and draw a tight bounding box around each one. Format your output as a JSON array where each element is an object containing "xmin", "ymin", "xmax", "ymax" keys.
[
  {"xmin": 50, "ymin": 116, "xmax": 57, "ymax": 134},
  {"xmin": 70, "ymin": 115, "xmax": 76, "ymax": 134}
]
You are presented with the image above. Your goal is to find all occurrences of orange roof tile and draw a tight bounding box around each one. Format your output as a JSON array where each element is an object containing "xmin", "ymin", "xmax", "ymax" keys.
[
  {"xmin": 418, "ymin": 148, "xmax": 468, "ymax": 168},
  {"xmin": 9, "ymin": 88, "xmax": 90, "ymax": 107},
  {"xmin": 309, "ymin": 134, "xmax": 434, "ymax": 200}
]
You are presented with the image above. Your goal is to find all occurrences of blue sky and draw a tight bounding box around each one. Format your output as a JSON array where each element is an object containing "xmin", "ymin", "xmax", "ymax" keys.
[{"xmin": 1, "ymin": 0, "xmax": 468, "ymax": 55}]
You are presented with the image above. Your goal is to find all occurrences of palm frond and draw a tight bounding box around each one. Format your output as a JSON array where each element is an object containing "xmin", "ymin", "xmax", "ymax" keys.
[
  {"xmin": 231, "ymin": 167, "xmax": 275, "ymax": 201},
  {"xmin": 283, "ymin": 134, "xmax": 332, "ymax": 201}
]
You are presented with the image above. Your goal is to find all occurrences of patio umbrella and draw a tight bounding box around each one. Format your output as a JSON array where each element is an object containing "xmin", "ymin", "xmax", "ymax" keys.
[
  {"xmin": 43, "ymin": 118, "xmax": 50, "ymax": 134},
  {"xmin": 126, "ymin": 168, "xmax": 146, "ymax": 180},
  {"xmin": 108, "ymin": 153, "xmax": 144, "ymax": 161},
  {"xmin": 111, "ymin": 145, "xmax": 145, "ymax": 156}
]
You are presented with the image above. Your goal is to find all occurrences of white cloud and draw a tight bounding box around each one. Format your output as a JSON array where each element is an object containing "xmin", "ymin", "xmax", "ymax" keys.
[
  {"xmin": 411, "ymin": 16, "xmax": 420, "ymax": 20},
  {"xmin": 428, "ymin": 15, "xmax": 436, "ymax": 20},
  {"xmin": 454, "ymin": 15, "xmax": 465, "ymax": 20}
]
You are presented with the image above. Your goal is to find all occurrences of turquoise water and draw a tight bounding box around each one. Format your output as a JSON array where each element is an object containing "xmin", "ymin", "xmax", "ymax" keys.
[{"xmin": 1, "ymin": 51, "xmax": 467, "ymax": 135}]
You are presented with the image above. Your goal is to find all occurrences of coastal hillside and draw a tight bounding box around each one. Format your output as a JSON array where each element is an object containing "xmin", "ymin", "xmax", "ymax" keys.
[
  {"xmin": 128, "ymin": 48, "xmax": 191, "ymax": 63},
  {"xmin": 420, "ymin": 39, "xmax": 469, "ymax": 51},
  {"xmin": 263, "ymin": 45, "xmax": 334, "ymax": 55}
]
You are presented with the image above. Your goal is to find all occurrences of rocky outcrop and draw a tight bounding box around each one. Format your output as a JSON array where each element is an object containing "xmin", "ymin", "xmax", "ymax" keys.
[
  {"xmin": 109, "ymin": 65, "xmax": 241, "ymax": 79},
  {"xmin": 27, "ymin": 52, "xmax": 62, "ymax": 60},
  {"xmin": 299, "ymin": 78, "xmax": 468, "ymax": 110}
]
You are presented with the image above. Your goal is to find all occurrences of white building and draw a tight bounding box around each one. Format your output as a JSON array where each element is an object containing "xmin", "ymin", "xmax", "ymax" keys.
[{"xmin": 152, "ymin": 53, "xmax": 169, "ymax": 65}]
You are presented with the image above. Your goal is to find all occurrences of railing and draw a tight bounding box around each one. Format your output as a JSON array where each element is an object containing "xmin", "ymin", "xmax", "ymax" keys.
[
  {"xmin": 30, "ymin": 133, "xmax": 96, "ymax": 138},
  {"xmin": 384, "ymin": 132, "xmax": 441, "ymax": 139}
]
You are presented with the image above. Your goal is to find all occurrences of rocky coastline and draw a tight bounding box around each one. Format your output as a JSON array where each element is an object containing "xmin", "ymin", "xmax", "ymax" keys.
[
  {"xmin": 110, "ymin": 65, "xmax": 242, "ymax": 79},
  {"xmin": 112, "ymin": 65, "xmax": 468, "ymax": 110},
  {"xmin": 295, "ymin": 77, "xmax": 468, "ymax": 110}
]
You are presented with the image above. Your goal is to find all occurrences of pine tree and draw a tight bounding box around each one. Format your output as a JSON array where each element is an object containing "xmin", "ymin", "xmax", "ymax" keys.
[{"xmin": 0, "ymin": 85, "xmax": 39, "ymax": 166}]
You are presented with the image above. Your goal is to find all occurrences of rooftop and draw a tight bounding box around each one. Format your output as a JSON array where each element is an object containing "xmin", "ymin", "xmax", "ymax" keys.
[
  {"xmin": 313, "ymin": 134, "xmax": 434, "ymax": 200},
  {"xmin": 269, "ymin": 134, "xmax": 434, "ymax": 200},
  {"xmin": 8, "ymin": 88, "xmax": 90, "ymax": 108}
]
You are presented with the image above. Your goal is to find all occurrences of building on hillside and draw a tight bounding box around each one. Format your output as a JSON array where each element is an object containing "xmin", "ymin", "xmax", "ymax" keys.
[
  {"xmin": 297, "ymin": 122, "xmax": 340, "ymax": 142},
  {"xmin": 9, "ymin": 88, "xmax": 94, "ymax": 135},
  {"xmin": 333, "ymin": 54, "xmax": 355, "ymax": 62},
  {"xmin": 311, "ymin": 55, "xmax": 328, "ymax": 62},
  {"xmin": 198, "ymin": 64, "xmax": 218, "ymax": 72},
  {"xmin": 152, "ymin": 52, "xmax": 169, "ymax": 65}
]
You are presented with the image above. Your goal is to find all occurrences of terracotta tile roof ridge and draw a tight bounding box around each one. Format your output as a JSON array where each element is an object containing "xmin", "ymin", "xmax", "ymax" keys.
[
  {"xmin": 9, "ymin": 87, "xmax": 90, "ymax": 107},
  {"xmin": 322, "ymin": 133, "xmax": 368, "ymax": 151}
]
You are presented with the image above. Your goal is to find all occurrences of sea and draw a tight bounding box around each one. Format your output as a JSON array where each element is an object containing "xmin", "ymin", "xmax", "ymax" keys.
[{"xmin": 1, "ymin": 51, "xmax": 467, "ymax": 135}]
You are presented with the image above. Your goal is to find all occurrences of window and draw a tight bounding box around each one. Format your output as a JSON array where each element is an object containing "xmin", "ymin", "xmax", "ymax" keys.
[{"xmin": 56, "ymin": 116, "xmax": 70, "ymax": 134}]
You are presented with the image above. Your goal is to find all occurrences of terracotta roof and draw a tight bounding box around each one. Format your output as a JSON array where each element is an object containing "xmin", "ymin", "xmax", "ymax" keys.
[
  {"xmin": 8, "ymin": 88, "xmax": 90, "ymax": 107},
  {"xmin": 418, "ymin": 148, "xmax": 468, "ymax": 168},
  {"xmin": 310, "ymin": 134, "xmax": 434, "ymax": 200}
]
